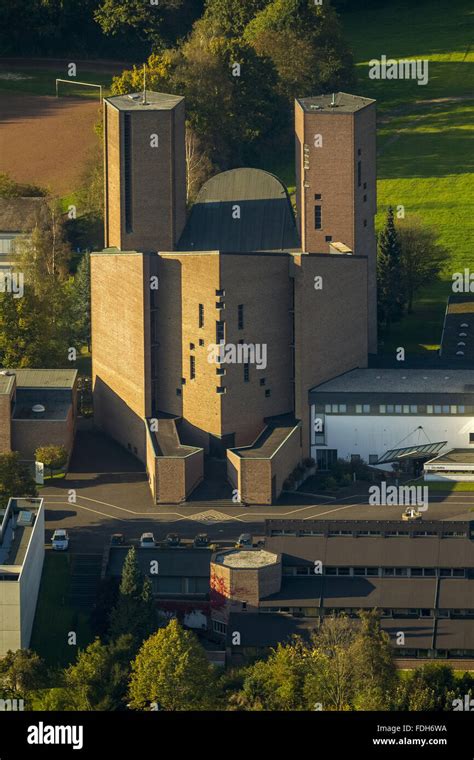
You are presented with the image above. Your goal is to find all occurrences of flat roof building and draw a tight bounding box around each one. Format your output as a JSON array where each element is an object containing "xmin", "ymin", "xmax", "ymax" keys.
[
  {"xmin": 0, "ymin": 498, "xmax": 45, "ymax": 654},
  {"xmin": 216, "ymin": 519, "xmax": 474, "ymax": 663},
  {"xmin": 309, "ymin": 368, "xmax": 474, "ymax": 472},
  {"xmin": 0, "ymin": 369, "xmax": 77, "ymax": 461}
]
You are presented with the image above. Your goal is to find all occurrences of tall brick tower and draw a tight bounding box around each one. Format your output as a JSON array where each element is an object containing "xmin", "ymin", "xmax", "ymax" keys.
[
  {"xmin": 103, "ymin": 90, "xmax": 186, "ymax": 253},
  {"xmin": 295, "ymin": 92, "xmax": 377, "ymax": 353}
]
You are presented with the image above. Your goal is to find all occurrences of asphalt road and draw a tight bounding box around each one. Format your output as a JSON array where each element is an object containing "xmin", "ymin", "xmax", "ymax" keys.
[{"xmin": 40, "ymin": 430, "xmax": 474, "ymax": 553}]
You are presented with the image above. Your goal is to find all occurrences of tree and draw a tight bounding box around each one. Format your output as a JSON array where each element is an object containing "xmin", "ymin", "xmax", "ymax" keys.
[
  {"xmin": 62, "ymin": 635, "xmax": 134, "ymax": 711},
  {"xmin": 377, "ymin": 207, "xmax": 405, "ymax": 330},
  {"xmin": 398, "ymin": 664, "xmax": 456, "ymax": 712},
  {"xmin": 111, "ymin": 27, "xmax": 282, "ymax": 170},
  {"xmin": 109, "ymin": 547, "xmax": 156, "ymax": 645},
  {"xmin": 34, "ymin": 444, "xmax": 68, "ymax": 478},
  {"xmin": 203, "ymin": 0, "xmax": 267, "ymax": 36},
  {"xmin": 72, "ymin": 253, "xmax": 91, "ymax": 352},
  {"xmin": 243, "ymin": 0, "xmax": 355, "ymax": 102},
  {"xmin": 304, "ymin": 614, "xmax": 356, "ymax": 711},
  {"xmin": 0, "ymin": 452, "xmax": 37, "ymax": 509},
  {"xmin": 0, "ymin": 172, "xmax": 46, "ymax": 199},
  {"xmin": 0, "ymin": 649, "xmax": 47, "ymax": 699},
  {"xmin": 349, "ymin": 610, "xmax": 397, "ymax": 711},
  {"xmin": 232, "ymin": 637, "xmax": 308, "ymax": 710},
  {"xmin": 0, "ymin": 200, "xmax": 75, "ymax": 368},
  {"xmin": 94, "ymin": 0, "xmax": 202, "ymax": 50},
  {"xmin": 185, "ymin": 126, "xmax": 214, "ymax": 204},
  {"xmin": 128, "ymin": 619, "xmax": 219, "ymax": 710},
  {"xmin": 398, "ymin": 218, "xmax": 449, "ymax": 312}
]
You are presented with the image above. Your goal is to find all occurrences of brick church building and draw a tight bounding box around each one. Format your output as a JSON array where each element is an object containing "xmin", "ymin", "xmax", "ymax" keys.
[{"xmin": 91, "ymin": 90, "xmax": 377, "ymax": 505}]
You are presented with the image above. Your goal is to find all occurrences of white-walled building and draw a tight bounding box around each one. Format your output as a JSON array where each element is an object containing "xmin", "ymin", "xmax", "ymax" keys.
[
  {"xmin": 0, "ymin": 497, "xmax": 44, "ymax": 654},
  {"xmin": 309, "ymin": 369, "xmax": 474, "ymax": 472}
]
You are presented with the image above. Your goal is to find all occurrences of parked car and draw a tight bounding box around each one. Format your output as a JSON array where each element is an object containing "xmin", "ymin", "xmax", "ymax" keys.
[
  {"xmin": 402, "ymin": 507, "xmax": 422, "ymax": 521},
  {"xmin": 139, "ymin": 532, "xmax": 156, "ymax": 548},
  {"xmin": 166, "ymin": 533, "xmax": 180, "ymax": 547},
  {"xmin": 110, "ymin": 533, "xmax": 124, "ymax": 546},
  {"xmin": 51, "ymin": 529, "xmax": 69, "ymax": 551},
  {"xmin": 193, "ymin": 533, "xmax": 209, "ymax": 547},
  {"xmin": 235, "ymin": 533, "xmax": 252, "ymax": 548}
]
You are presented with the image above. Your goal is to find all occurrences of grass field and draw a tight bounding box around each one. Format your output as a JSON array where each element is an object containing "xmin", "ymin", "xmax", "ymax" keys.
[
  {"xmin": 343, "ymin": 0, "xmax": 474, "ymax": 354},
  {"xmin": 30, "ymin": 551, "xmax": 93, "ymax": 668}
]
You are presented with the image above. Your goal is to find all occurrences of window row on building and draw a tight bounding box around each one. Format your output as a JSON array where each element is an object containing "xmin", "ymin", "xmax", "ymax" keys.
[
  {"xmin": 269, "ymin": 527, "xmax": 469, "ymax": 539},
  {"xmin": 318, "ymin": 403, "xmax": 469, "ymax": 415},
  {"xmin": 260, "ymin": 607, "xmax": 474, "ymax": 619},
  {"xmin": 282, "ymin": 566, "xmax": 467, "ymax": 578}
]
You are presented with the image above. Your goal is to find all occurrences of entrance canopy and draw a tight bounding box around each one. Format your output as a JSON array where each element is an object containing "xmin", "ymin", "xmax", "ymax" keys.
[{"xmin": 376, "ymin": 441, "xmax": 447, "ymax": 465}]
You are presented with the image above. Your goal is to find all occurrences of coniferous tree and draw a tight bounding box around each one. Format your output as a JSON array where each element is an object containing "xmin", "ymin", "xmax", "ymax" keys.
[
  {"xmin": 377, "ymin": 206, "xmax": 405, "ymax": 330},
  {"xmin": 109, "ymin": 547, "xmax": 156, "ymax": 646}
]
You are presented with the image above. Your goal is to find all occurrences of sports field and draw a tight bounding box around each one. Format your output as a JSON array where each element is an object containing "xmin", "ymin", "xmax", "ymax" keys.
[{"xmin": 0, "ymin": 59, "xmax": 123, "ymax": 196}]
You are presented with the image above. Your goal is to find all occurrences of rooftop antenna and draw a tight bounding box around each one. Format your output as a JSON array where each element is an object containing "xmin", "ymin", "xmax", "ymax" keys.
[
  {"xmin": 142, "ymin": 64, "xmax": 148, "ymax": 105},
  {"xmin": 330, "ymin": 92, "xmax": 336, "ymax": 107}
]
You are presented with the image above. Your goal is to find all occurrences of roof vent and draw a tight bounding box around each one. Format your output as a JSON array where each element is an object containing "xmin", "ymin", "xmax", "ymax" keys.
[
  {"xmin": 329, "ymin": 93, "xmax": 337, "ymax": 108},
  {"xmin": 32, "ymin": 404, "xmax": 45, "ymax": 414},
  {"xmin": 459, "ymin": 332, "xmax": 467, "ymax": 338},
  {"xmin": 461, "ymin": 322, "xmax": 469, "ymax": 328},
  {"xmin": 456, "ymin": 351, "xmax": 464, "ymax": 356}
]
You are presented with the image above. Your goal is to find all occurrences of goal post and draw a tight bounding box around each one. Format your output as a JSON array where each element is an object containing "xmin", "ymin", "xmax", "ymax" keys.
[{"xmin": 55, "ymin": 79, "xmax": 103, "ymax": 101}]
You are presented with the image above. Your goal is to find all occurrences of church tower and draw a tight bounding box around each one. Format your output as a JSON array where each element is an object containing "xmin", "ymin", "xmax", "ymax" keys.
[
  {"xmin": 295, "ymin": 92, "xmax": 377, "ymax": 353},
  {"xmin": 103, "ymin": 90, "xmax": 186, "ymax": 253}
]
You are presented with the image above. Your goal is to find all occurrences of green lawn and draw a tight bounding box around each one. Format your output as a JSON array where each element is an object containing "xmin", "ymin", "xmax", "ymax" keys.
[
  {"xmin": 0, "ymin": 66, "xmax": 115, "ymax": 98},
  {"xmin": 343, "ymin": 0, "xmax": 474, "ymax": 354},
  {"xmin": 31, "ymin": 551, "xmax": 93, "ymax": 668}
]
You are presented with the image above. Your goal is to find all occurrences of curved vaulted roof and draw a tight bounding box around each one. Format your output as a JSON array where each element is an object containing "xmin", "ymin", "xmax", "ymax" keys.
[{"xmin": 178, "ymin": 168, "xmax": 300, "ymax": 253}]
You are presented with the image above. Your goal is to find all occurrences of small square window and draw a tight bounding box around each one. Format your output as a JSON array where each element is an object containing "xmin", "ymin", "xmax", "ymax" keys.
[
  {"xmin": 217, "ymin": 386, "xmax": 226, "ymax": 394},
  {"xmin": 363, "ymin": 194, "xmax": 367, "ymax": 202},
  {"xmin": 265, "ymin": 389, "xmax": 271, "ymax": 398},
  {"xmin": 369, "ymin": 454, "xmax": 378, "ymax": 464},
  {"xmin": 427, "ymin": 405, "xmax": 433, "ymax": 414},
  {"xmin": 470, "ymin": 433, "xmax": 474, "ymax": 443},
  {"xmin": 363, "ymin": 219, "xmax": 367, "ymax": 227},
  {"xmin": 216, "ymin": 302, "xmax": 225, "ymax": 309},
  {"xmin": 260, "ymin": 378, "xmax": 266, "ymax": 386},
  {"xmin": 363, "ymin": 182, "xmax": 367, "ymax": 189},
  {"xmin": 379, "ymin": 405, "xmax": 386, "ymax": 413},
  {"xmin": 216, "ymin": 368, "xmax": 226, "ymax": 376},
  {"xmin": 386, "ymin": 404, "xmax": 394, "ymax": 413},
  {"xmin": 358, "ymin": 148, "xmax": 361, "ymax": 156},
  {"xmin": 199, "ymin": 339, "xmax": 204, "ymax": 346},
  {"xmin": 314, "ymin": 193, "xmax": 322, "ymax": 200},
  {"xmin": 325, "ymin": 235, "xmax": 332, "ymax": 242},
  {"xmin": 189, "ymin": 343, "xmax": 195, "ymax": 350},
  {"xmin": 176, "ymin": 388, "xmax": 182, "ymax": 396},
  {"xmin": 410, "ymin": 405, "xmax": 417, "ymax": 413},
  {"xmin": 216, "ymin": 289, "xmax": 225, "ymax": 296}
]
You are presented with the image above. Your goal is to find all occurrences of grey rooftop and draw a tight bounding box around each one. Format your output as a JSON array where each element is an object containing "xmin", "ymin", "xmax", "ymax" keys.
[
  {"xmin": 310, "ymin": 368, "xmax": 474, "ymax": 395},
  {"xmin": 105, "ymin": 91, "xmax": 184, "ymax": 111},
  {"xmin": 297, "ymin": 92, "xmax": 375, "ymax": 113}
]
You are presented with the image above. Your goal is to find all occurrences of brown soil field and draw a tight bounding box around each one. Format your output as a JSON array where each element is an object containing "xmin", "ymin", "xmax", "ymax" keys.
[{"xmin": 0, "ymin": 93, "xmax": 101, "ymax": 195}]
